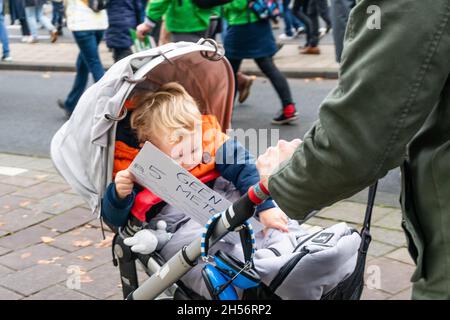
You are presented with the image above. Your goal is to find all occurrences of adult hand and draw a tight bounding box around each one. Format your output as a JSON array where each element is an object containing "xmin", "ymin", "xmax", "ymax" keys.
[
  {"xmin": 256, "ymin": 139, "xmax": 302, "ymax": 189},
  {"xmin": 259, "ymin": 207, "xmax": 289, "ymax": 233},
  {"xmin": 136, "ymin": 23, "xmax": 152, "ymax": 40}
]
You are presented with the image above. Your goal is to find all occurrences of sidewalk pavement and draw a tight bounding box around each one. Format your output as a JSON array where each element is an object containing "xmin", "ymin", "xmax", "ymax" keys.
[
  {"xmin": 0, "ymin": 152, "xmax": 415, "ymax": 300},
  {"xmin": 0, "ymin": 41, "xmax": 339, "ymax": 79}
]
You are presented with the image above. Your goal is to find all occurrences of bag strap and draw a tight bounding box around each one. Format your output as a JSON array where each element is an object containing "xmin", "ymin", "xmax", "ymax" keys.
[{"xmin": 359, "ymin": 181, "xmax": 378, "ymax": 253}]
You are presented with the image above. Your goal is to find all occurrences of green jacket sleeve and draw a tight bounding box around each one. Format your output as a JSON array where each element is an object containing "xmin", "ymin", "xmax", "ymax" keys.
[
  {"xmin": 146, "ymin": 0, "xmax": 171, "ymax": 22},
  {"xmin": 268, "ymin": 0, "xmax": 450, "ymax": 221}
]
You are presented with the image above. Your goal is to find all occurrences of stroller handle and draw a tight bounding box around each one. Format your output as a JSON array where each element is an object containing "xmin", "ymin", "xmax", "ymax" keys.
[{"xmin": 126, "ymin": 182, "xmax": 270, "ymax": 300}]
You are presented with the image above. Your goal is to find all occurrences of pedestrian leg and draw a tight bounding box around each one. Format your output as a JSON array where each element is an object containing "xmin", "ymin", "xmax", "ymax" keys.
[
  {"xmin": 254, "ymin": 56, "xmax": 298, "ymax": 124},
  {"xmin": 64, "ymin": 53, "xmax": 89, "ymax": 114},
  {"xmin": 292, "ymin": 0, "xmax": 313, "ymax": 47},
  {"xmin": 24, "ymin": 6, "xmax": 39, "ymax": 41}
]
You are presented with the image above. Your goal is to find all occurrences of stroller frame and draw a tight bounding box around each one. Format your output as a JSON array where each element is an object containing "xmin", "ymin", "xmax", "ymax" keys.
[{"xmin": 112, "ymin": 184, "xmax": 268, "ymax": 300}]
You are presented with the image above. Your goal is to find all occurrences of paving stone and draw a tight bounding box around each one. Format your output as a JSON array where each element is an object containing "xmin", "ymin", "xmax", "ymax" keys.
[
  {"xmin": 51, "ymin": 226, "xmax": 107, "ymax": 252},
  {"xmin": 19, "ymin": 158, "xmax": 55, "ymax": 172},
  {"xmin": 0, "ymin": 231, "xmax": 8, "ymax": 237},
  {"xmin": 12, "ymin": 182, "xmax": 70, "ymax": 200},
  {"xmin": 47, "ymin": 175, "xmax": 68, "ymax": 184},
  {"xmin": 0, "ymin": 243, "xmax": 67, "ymax": 270},
  {"xmin": 42, "ymin": 207, "xmax": 96, "ymax": 232},
  {"xmin": 367, "ymin": 240, "xmax": 397, "ymax": 258},
  {"xmin": 0, "ymin": 225, "xmax": 60, "ymax": 250},
  {"xmin": 0, "ymin": 184, "xmax": 18, "ymax": 197},
  {"xmin": 0, "ymin": 286, "xmax": 23, "ymax": 300},
  {"xmin": 317, "ymin": 201, "xmax": 395, "ymax": 225},
  {"xmin": 58, "ymin": 245, "xmax": 112, "ymax": 271},
  {"xmin": 373, "ymin": 210, "xmax": 403, "ymax": 231},
  {"xmin": 0, "ymin": 208, "xmax": 52, "ymax": 233},
  {"xmin": 74, "ymin": 263, "xmax": 122, "ymax": 300},
  {"xmin": 0, "ymin": 154, "xmax": 36, "ymax": 167},
  {"xmin": 17, "ymin": 170, "xmax": 54, "ymax": 181},
  {"xmin": 0, "ymin": 264, "xmax": 68, "ymax": 296},
  {"xmin": 371, "ymin": 227, "xmax": 407, "ymax": 247},
  {"xmin": 389, "ymin": 287, "xmax": 413, "ymax": 300},
  {"xmin": 364, "ymin": 257, "xmax": 414, "ymax": 295},
  {"xmin": 0, "ymin": 166, "xmax": 28, "ymax": 177},
  {"xmin": 0, "ymin": 176, "xmax": 41, "ymax": 187},
  {"xmin": 386, "ymin": 247, "xmax": 415, "ymax": 266},
  {"xmin": 0, "ymin": 265, "xmax": 14, "ymax": 277},
  {"xmin": 361, "ymin": 287, "xmax": 392, "ymax": 300},
  {"xmin": 25, "ymin": 193, "xmax": 86, "ymax": 215},
  {"xmin": 0, "ymin": 195, "xmax": 37, "ymax": 214},
  {"xmin": 24, "ymin": 284, "xmax": 94, "ymax": 300},
  {"xmin": 0, "ymin": 246, "xmax": 12, "ymax": 256}
]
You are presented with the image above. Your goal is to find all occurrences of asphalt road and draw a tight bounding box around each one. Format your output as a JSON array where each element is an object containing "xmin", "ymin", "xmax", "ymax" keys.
[{"xmin": 0, "ymin": 70, "xmax": 401, "ymax": 207}]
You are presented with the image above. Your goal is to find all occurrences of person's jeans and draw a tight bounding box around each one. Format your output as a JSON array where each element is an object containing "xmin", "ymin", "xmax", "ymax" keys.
[
  {"xmin": 293, "ymin": 0, "xmax": 315, "ymax": 46},
  {"xmin": 282, "ymin": 0, "xmax": 303, "ymax": 36},
  {"xmin": 51, "ymin": 1, "xmax": 64, "ymax": 29},
  {"xmin": 64, "ymin": 30, "xmax": 105, "ymax": 113},
  {"xmin": 0, "ymin": 4, "xmax": 10, "ymax": 57},
  {"xmin": 228, "ymin": 57, "xmax": 293, "ymax": 108},
  {"xmin": 330, "ymin": 0, "xmax": 355, "ymax": 62},
  {"xmin": 307, "ymin": 0, "xmax": 332, "ymax": 46},
  {"xmin": 25, "ymin": 4, "xmax": 56, "ymax": 38}
]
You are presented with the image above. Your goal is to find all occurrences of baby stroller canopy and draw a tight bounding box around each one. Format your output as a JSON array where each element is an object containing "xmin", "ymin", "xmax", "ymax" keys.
[{"xmin": 50, "ymin": 40, "xmax": 235, "ymax": 216}]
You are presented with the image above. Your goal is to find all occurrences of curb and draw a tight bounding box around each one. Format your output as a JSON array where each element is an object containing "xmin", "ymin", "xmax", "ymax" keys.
[{"xmin": 0, "ymin": 62, "xmax": 339, "ymax": 79}]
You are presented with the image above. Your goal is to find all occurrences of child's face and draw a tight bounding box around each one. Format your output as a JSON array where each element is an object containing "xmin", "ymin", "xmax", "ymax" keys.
[{"xmin": 153, "ymin": 124, "xmax": 203, "ymax": 171}]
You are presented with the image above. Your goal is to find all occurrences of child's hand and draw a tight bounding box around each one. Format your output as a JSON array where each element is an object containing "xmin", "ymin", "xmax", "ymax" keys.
[
  {"xmin": 115, "ymin": 170, "xmax": 135, "ymax": 199},
  {"xmin": 259, "ymin": 207, "xmax": 289, "ymax": 233}
]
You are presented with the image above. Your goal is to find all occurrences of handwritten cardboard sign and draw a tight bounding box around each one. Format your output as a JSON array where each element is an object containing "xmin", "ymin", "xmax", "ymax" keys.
[{"xmin": 128, "ymin": 142, "xmax": 263, "ymax": 243}]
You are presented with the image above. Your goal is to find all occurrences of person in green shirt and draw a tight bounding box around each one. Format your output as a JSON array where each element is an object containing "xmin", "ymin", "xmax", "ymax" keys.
[
  {"xmin": 256, "ymin": 0, "xmax": 450, "ymax": 299},
  {"xmin": 136, "ymin": 0, "xmax": 213, "ymax": 41}
]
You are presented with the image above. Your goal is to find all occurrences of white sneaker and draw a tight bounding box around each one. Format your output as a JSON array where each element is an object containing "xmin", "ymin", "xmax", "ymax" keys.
[
  {"xmin": 294, "ymin": 27, "xmax": 305, "ymax": 36},
  {"xmin": 1, "ymin": 56, "xmax": 12, "ymax": 62},
  {"xmin": 21, "ymin": 36, "xmax": 30, "ymax": 43},
  {"xmin": 278, "ymin": 33, "xmax": 295, "ymax": 40},
  {"xmin": 27, "ymin": 37, "xmax": 39, "ymax": 44}
]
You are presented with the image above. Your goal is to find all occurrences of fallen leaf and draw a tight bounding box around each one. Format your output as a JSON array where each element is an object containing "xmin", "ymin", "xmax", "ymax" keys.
[
  {"xmin": 78, "ymin": 255, "xmax": 93, "ymax": 261},
  {"xmin": 21, "ymin": 252, "xmax": 32, "ymax": 259},
  {"xmin": 51, "ymin": 202, "xmax": 61, "ymax": 208},
  {"xmin": 80, "ymin": 275, "xmax": 94, "ymax": 283},
  {"xmin": 19, "ymin": 201, "xmax": 30, "ymax": 207},
  {"xmin": 95, "ymin": 235, "xmax": 113, "ymax": 248},
  {"xmin": 73, "ymin": 240, "xmax": 93, "ymax": 248},
  {"xmin": 41, "ymin": 236, "xmax": 55, "ymax": 244},
  {"xmin": 0, "ymin": 222, "xmax": 5, "ymax": 227}
]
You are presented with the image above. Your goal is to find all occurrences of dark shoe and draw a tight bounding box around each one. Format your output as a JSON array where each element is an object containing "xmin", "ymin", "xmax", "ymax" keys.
[
  {"xmin": 57, "ymin": 99, "xmax": 72, "ymax": 119},
  {"xmin": 272, "ymin": 104, "xmax": 298, "ymax": 125},
  {"xmin": 50, "ymin": 30, "xmax": 58, "ymax": 43},
  {"xmin": 276, "ymin": 42, "xmax": 284, "ymax": 53},
  {"xmin": 300, "ymin": 46, "xmax": 321, "ymax": 55},
  {"xmin": 57, "ymin": 27, "xmax": 63, "ymax": 36},
  {"xmin": 237, "ymin": 72, "xmax": 256, "ymax": 104}
]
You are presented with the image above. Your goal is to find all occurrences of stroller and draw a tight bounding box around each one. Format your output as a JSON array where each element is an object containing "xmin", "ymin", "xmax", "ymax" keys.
[{"xmin": 50, "ymin": 39, "xmax": 377, "ymax": 300}]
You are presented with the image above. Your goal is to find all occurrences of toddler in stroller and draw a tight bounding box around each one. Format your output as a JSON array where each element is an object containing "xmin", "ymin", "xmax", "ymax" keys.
[{"xmin": 102, "ymin": 81, "xmax": 314, "ymax": 299}]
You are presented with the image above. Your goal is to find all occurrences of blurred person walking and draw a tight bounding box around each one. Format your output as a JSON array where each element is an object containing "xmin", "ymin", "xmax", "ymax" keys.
[
  {"xmin": 24, "ymin": 0, "xmax": 59, "ymax": 43},
  {"xmin": 222, "ymin": 0, "xmax": 298, "ymax": 124},
  {"xmin": 8, "ymin": 0, "xmax": 32, "ymax": 41},
  {"xmin": 57, "ymin": 0, "xmax": 108, "ymax": 117},
  {"xmin": 51, "ymin": 0, "xmax": 64, "ymax": 35},
  {"xmin": 279, "ymin": 0, "xmax": 304, "ymax": 40},
  {"xmin": 329, "ymin": 0, "xmax": 354, "ymax": 62},
  {"xmin": 106, "ymin": 0, "xmax": 143, "ymax": 62},
  {"xmin": 0, "ymin": 0, "xmax": 12, "ymax": 61}
]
